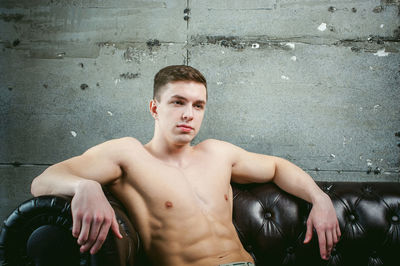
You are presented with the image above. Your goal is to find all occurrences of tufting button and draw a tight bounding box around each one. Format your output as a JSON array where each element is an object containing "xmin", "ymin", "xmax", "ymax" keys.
[
  {"xmin": 349, "ymin": 214, "xmax": 356, "ymax": 221},
  {"xmin": 363, "ymin": 186, "xmax": 372, "ymax": 193},
  {"xmin": 392, "ymin": 215, "xmax": 399, "ymax": 222},
  {"xmin": 286, "ymin": 246, "xmax": 294, "ymax": 254},
  {"xmin": 324, "ymin": 184, "xmax": 333, "ymax": 193},
  {"xmin": 265, "ymin": 212, "xmax": 272, "ymax": 219},
  {"xmin": 247, "ymin": 245, "xmax": 252, "ymax": 251}
]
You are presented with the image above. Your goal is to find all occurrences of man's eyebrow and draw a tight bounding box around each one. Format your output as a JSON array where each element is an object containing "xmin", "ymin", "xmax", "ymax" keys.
[
  {"xmin": 194, "ymin": 100, "xmax": 206, "ymax": 105},
  {"xmin": 170, "ymin": 95, "xmax": 206, "ymax": 105},
  {"xmin": 170, "ymin": 95, "xmax": 187, "ymax": 100}
]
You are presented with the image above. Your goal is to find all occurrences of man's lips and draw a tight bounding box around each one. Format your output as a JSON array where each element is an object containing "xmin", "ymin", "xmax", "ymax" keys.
[{"xmin": 177, "ymin": 124, "xmax": 194, "ymax": 132}]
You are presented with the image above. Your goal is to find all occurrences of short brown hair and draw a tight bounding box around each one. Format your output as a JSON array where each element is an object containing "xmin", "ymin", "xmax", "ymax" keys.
[{"xmin": 153, "ymin": 65, "xmax": 207, "ymax": 101}]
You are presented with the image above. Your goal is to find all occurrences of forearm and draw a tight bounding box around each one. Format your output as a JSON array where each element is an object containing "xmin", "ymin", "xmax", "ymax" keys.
[
  {"xmin": 272, "ymin": 158, "xmax": 327, "ymax": 204},
  {"xmin": 31, "ymin": 163, "xmax": 96, "ymax": 197},
  {"xmin": 232, "ymin": 148, "xmax": 339, "ymax": 260},
  {"xmin": 272, "ymin": 158, "xmax": 341, "ymax": 260}
]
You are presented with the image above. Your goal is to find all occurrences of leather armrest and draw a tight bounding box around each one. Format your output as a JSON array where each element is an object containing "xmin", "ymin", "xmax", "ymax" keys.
[{"xmin": 0, "ymin": 190, "xmax": 141, "ymax": 266}]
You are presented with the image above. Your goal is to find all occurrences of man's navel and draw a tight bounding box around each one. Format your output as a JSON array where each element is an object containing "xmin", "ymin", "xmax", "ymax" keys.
[{"xmin": 165, "ymin": 201, "xmax": 173, "ymax": 209}]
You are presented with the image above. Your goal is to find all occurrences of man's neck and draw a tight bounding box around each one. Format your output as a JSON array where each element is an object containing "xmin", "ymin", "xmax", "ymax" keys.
[{"xmin": 144, "ymin": 137, "xmax": 194, "ymax": 168}]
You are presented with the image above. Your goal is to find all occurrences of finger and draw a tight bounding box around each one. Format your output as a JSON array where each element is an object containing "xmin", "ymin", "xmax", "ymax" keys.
[
  {"xmin": 317, "ymin": 229, "xmax": 327, "ymax": 260},
  {"xmin": 77, "ymin": 215, "xmax": 91, "ymax": 247},
  {"xmin": 72, "ymin": 213, "xmax": 82, "ymax": 238},
  {"xmin": 303, "ymin": 219, "xmax": 313, "ymax": 243},
  {"xmin": 332, "ymin": 226, "xmax": 339, "ymax": 244},
  {"xmin": 336, "ymin": 223, "xmax": 341, "ymax": 238},
  {"xmin": 83, "ymin": 216, "xmax": 103, "ymax": 250},
  {"xmin": 111, "ymin": 216, "xmax": 123, "ymax": 239},
  {"xmin": 325, "ymin": 230, "xmax": 333, "ymax": 258},
  {"xmin": 90, "ymin": 219, "xmax": 111, "ymax": 254}
]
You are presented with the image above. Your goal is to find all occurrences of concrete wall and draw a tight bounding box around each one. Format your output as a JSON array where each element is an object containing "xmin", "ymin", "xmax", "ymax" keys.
[{"xmin": 1, "ymin": 0, "xmax": 399, "ymax": 222}]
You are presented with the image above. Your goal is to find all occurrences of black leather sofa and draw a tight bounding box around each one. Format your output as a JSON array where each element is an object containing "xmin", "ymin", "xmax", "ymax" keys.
[{"xmin": 1, "ymin": 181, "xmax": 399, "ymax": 266}]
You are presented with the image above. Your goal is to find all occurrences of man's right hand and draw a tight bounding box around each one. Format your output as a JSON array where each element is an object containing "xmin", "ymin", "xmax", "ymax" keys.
[{"xmin": 71, "ymin": 180, "xmax": 123, "ymax": 254}]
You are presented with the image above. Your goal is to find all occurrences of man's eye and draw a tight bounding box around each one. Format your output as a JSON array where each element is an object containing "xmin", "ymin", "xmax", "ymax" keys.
[
  {"xmin": 194, "ymin": 105, "xmax": 204, "ymax": 109},
  {"xmin": 173, "ymin": 101, "xmax": 184, "ymax": 105}
]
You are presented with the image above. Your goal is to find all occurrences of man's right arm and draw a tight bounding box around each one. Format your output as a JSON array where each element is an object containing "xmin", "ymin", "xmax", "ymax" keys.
[{"xmin": 30, "ymin": 137, "xmax": 137, "ymax": 254}]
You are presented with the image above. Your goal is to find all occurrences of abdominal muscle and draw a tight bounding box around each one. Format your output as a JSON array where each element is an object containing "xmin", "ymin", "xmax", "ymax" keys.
[
  {"xmin": 147, "ymin": 208, "xmax": 254, "ymax": 266},
  {"xmin": 116, "ymin": 185, "xmax": 254, "ymax": 266}
]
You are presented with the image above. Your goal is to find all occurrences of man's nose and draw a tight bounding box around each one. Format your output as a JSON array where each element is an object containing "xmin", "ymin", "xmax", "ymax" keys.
[{"xmin": 182, "ymin": 106, "xmax": 194, "ymax": 120}]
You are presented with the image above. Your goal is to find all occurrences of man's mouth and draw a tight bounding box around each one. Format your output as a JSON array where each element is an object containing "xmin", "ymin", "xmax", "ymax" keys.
[{"xmin": 177, "ymin": 124, "xmax": 194, "ymax": 132}]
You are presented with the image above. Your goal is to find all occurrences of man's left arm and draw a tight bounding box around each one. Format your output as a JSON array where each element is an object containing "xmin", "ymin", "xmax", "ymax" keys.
[{"xmin": 226, "ymin": 142, "xmax": 340, "ymax": 260}]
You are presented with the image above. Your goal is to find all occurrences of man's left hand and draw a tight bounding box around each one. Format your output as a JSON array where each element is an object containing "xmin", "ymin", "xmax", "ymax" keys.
[{"xmin": 303, "ymin": 194, "xmax": 341, "ymax": 260}]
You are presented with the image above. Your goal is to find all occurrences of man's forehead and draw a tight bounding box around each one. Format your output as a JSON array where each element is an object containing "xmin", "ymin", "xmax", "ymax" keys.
[
  {"xmin": 161, "ymin": 81, "xmax": 207, "ymax": 101},
  {"xmin": 165, "ymin": 80, "xmax": 206, "ymax": 90}
]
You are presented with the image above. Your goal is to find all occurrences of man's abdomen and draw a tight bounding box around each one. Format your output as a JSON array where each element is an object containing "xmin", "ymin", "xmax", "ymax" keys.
[{"xmin": 146, "ymin": 210, "xmax": 254, "ymax": 266}]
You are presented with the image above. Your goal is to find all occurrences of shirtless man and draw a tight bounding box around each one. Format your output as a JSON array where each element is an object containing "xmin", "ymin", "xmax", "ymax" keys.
[{"xmin": 31, "ymin": 65, "xmax": 340, "ymax": 266}]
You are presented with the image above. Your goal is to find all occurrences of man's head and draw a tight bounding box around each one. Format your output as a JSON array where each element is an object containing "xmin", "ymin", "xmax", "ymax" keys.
[
  {"xmin": 153, "ymin": 65, "xmax": 207, "ymax": 102},
  {"xmin": 150, "ymin": 65, "xmax": 207, "ymax": 146}
]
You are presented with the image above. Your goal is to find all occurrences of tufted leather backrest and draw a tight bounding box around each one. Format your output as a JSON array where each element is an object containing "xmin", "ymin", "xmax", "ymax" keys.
[
  {"xmin": 231, "ymin": 182, "xmax": 400, "ymax": 266},
  {"xmin": 1, "ymin": 181, "xmax": 399, "ymax": 266}
]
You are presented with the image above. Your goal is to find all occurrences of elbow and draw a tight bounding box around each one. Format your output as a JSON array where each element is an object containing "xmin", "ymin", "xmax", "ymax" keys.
[
  {"xmin": 30, "ymin": 177, "xmax": 39, "ymax": 196},
  {"xmin": 269, "ymin": 157, "xmax": 282, "ymax": 182},
  {"xmin": 30, "ymin": 175, "xmax": 44, "ymax": 196},
  {"xmin": 30, "ymin": 166, "xmax": 53, "ymax": 196}
]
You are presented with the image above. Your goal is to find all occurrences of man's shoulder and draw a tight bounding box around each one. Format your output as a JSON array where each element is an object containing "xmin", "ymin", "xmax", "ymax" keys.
[
  {"xmin": 109, "ymin": 136, "xmax": 142, "ymax": 146},
  {"xmin": 196, "ymin": 138, "xmax": 240, "ymax": 152},
  {"xmin": 86, "ymin": 137, "xmax": 143, "ymax": 155},
  {"xmin": 195, "ymin": 139, "xmax": 247, "ymax": 166}
]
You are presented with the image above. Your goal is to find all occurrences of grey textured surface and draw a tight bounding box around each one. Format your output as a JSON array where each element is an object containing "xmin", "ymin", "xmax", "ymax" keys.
[
  {"xmin": 0, "ymin": 165, "xmax": 46, "ymax": 220},
  {"xmin": 1, "ymin": 0, "xmax": 399, "ymax": 222}
]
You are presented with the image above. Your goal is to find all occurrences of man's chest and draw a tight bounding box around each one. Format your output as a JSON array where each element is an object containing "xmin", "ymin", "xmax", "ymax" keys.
[{"xmin": 121, "ymin": 154, "xmax": 233, "ymax": 216}]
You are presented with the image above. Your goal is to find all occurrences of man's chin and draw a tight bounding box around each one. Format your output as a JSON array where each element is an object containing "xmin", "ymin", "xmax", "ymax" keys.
[{"xmin": 173, "ymin": 134, "xmax": 195, "ymax": 145}]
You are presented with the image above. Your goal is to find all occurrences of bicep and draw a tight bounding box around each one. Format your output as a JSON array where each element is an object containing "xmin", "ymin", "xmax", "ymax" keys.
[
  {"xmin": 55, "ymin": 138, "xmax": 131, "ymax": 185},
  {"xmin": 60, "ymin": 152, "xmax": 121, "ymax": 185},
  {"xmin": 231, "ymin": 148, "xmax": 277, "ymax": 184}
]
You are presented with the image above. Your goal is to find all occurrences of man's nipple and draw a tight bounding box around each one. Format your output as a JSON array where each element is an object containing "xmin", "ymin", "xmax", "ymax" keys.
[
  {"xmin": 165, "ymin": 201, "xmax": 173, "ymax": 209},
  {"xmin": 224, "ymin": 194, "xmax": 228, "ymax": 201}
]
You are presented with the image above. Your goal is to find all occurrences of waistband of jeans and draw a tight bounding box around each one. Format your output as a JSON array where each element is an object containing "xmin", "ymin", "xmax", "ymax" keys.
[{"xmin": 218, "ymin": 262, "xmax": 255, "ymax": 266}]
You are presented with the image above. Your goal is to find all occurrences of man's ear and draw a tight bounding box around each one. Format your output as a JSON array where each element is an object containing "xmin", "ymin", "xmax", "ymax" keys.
[{"xmin": 149, "ymin": 99, "xmax": 158, "ymax": 119}]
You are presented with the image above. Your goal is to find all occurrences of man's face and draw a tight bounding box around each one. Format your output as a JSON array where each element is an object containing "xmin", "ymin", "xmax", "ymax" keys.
[{"xmin": 152, "ymin": 81, "xmax": 207, "ymax": 145}]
